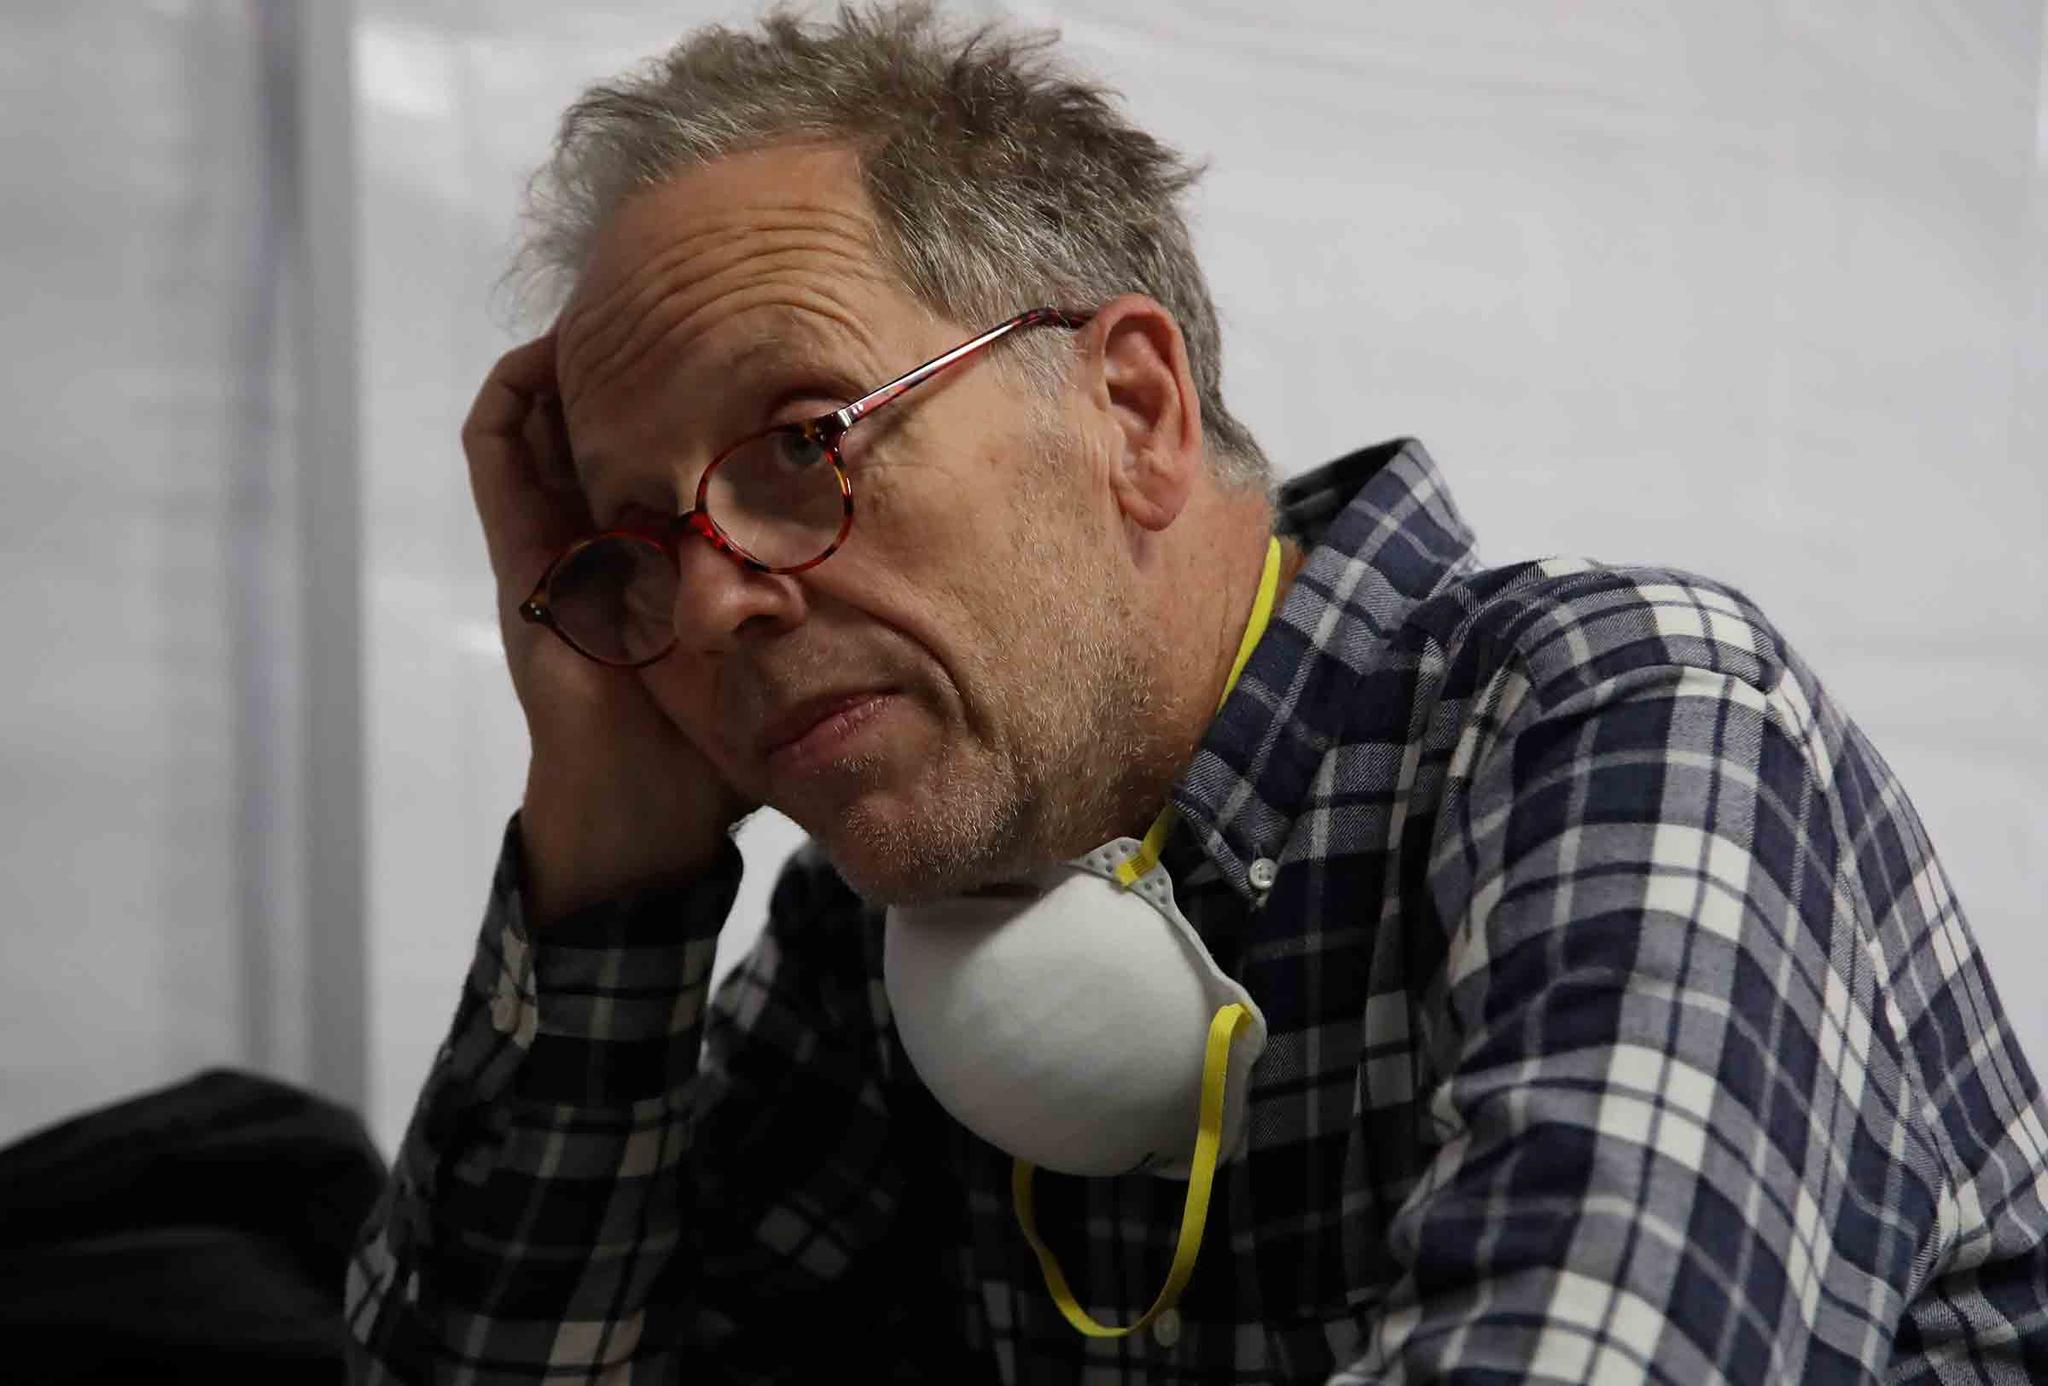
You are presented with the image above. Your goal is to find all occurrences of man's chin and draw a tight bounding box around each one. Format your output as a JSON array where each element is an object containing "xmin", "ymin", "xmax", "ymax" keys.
[
  {"xmin": 810, "ymin": 833, "xmax": 991, "ymax": 909},
  {"xmin": 799, "ymin": 793, "xmax": 1036, "ymax": 909}
]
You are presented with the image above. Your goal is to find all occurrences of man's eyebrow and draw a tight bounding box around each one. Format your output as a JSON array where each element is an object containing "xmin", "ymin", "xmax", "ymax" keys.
[
  {"xmin": 570, "ymin": 318, "xmax": 867, "ymax": 499},
  {"xmin": 709, "ymin": 316, "xmax": 864, "ymax": 379}
]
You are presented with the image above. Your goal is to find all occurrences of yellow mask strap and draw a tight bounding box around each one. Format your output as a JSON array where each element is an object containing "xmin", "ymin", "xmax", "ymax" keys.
[
  {"xmin": 1114, "ymin": 535, "xmax": 1284, "ymax": 889},
  {"xmin": 1010, "ymin": 539, "xmax": 1280, "ymax": 1337},
  {"xmin": 1011, "ymin": 1002, "xmax": 1251, "ymax": 1337}
]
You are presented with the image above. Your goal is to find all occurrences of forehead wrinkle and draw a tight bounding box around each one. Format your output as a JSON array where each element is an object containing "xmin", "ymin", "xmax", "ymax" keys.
[
  {"xmin": 568, "ymin": 179, "xmax": 875, "ymax": 296},
  {"xmin": 560, "ymin": 205, "xmax": 881, "ymax": 390},
  {"xmin": 569, "ymin": 276, "xmax": 884, "ymax": 443},
  {"xmin": 565, "ymin": 220, "xmax": 877, "ymax": 376},
  {"xmin": 569, "ymin": 247, "xmax": 885, "ymax": 411},
  {"xmin": 565, "ymin": 291, "xmax": 885, "ymax": 505}
]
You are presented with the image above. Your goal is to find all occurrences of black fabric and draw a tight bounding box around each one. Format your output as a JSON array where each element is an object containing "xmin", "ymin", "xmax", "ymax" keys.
[{"xmin": 0, "ymin": 1067, "xmax": 387, "ymax": 1384}]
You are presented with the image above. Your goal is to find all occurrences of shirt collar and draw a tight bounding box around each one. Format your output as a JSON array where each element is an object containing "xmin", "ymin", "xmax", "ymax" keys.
[{"xmin": 1165, "ymin": 437, "xmax": 1485, "ymax": 908}]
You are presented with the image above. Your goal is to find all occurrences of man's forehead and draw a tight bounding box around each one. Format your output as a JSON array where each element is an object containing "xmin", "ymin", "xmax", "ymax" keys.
[
  {"xmin": 555, "ymin": 145, "xmax": 905, "ymax": 395},
  {"xmin": 559, "ymin": 301, "xmax": 872, "ymax": 496},
  {"xmin": 559, "ymin": 292, "xmax": 883, "ymax": 430},
  {"xmin": 566, "ymin": 143, "xmax": 880, "ymax": 310}
]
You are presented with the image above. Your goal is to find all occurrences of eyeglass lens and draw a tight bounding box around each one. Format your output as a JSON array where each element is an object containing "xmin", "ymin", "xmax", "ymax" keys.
[{"xmin": 545, "ymin": 426, "xmax": 844, "ymax": 665}]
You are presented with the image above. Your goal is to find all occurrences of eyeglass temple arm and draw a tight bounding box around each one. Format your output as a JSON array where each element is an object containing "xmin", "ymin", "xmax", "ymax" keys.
[{"xmin": 829, "ymin": 307, "xmax": 1094, "ymax": 433}]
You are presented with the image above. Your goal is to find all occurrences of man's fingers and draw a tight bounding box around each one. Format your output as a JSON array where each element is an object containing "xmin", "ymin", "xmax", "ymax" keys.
[
  {"xmin": 522, "ymin": 392, "xmax": 588, "ymax": 506},
  {"xmin": 463, "ymin": 334, "xmax": 583, "ymax": 589},
  {"xmin": 462, "ymin": 333, "xmax": 557, "ymax": 439}
]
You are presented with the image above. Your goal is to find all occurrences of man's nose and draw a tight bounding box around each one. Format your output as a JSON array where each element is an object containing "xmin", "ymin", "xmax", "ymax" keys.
[{"xmin": 668, "ymin": 517, "xmax": 809, "ymax": 653}]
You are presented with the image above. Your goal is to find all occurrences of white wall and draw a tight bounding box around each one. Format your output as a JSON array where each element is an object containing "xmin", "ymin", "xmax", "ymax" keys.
[
  {"xmin": 355, "ymin": 0, "xmax": 2048, "ymax": 1158},
  {"xmin": 0, "ymin": 2, "xmax": 349, "ymax": 1147}
]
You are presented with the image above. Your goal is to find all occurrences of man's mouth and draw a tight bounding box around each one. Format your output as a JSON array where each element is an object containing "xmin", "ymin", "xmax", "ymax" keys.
[{"xmin": 759, "ymin": 688, "xmax": 898, "ymax": 776}]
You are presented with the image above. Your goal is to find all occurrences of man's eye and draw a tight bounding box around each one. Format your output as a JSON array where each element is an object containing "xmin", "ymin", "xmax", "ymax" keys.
[{"xmin": 774, "ymin": 430, "xmax": 831, "ymax": 470}]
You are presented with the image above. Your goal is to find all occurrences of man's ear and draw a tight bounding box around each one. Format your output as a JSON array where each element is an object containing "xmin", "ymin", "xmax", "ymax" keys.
[{"xmin": 1082, "ymin": 294, "xmax": 1205, "ymax": 533}]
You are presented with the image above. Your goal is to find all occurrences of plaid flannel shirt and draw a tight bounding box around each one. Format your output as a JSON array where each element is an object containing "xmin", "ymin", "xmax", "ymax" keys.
[{"xmin": 347, "ymin": 437, "xmax": 2048, "ymax": 1383}]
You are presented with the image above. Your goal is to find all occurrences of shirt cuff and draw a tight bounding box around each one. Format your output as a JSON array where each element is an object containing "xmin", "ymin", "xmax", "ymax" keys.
[{"xmin": 461, "ymin": 810, "xmax": 747, "ymax": 1104}]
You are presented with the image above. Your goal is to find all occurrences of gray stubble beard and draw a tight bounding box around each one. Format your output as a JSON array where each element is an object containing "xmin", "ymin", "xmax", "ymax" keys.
[{"xmin": 827, "ymin": 423, "xmax": 1173, "ymax": 908}]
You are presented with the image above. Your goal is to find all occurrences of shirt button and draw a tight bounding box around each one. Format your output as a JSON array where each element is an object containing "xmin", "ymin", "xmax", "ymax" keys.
[
  {"xmin": 1151, "ymin": 1306, "xmax": 1181, "ymax": 1347},
  {"xmin": 1246, "ymin": 857, "xmax": 1278, "ymax": 891}
]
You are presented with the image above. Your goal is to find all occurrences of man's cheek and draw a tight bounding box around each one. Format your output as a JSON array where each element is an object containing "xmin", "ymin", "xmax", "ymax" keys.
[{"xmin": 637, "ymin": 678, "xmax": 730, "ymax": 763}]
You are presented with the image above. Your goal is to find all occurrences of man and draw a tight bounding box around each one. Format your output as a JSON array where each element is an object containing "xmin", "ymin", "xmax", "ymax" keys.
[{"xmin": 346, "ymin": 4, "xmax": 2048, "ymax": 1382}]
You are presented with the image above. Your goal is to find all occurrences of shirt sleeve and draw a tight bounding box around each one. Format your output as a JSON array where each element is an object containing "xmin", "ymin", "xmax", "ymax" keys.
[
  {"xmin": 1333, "ymin": 656, "xmax": 1947, "ymax": 1384},
  {"xmin": 343, "ymin": 812, "xmax": 939, "ymax": 1383}
]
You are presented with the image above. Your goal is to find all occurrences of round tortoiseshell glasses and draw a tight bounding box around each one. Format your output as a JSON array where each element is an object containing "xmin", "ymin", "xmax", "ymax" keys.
[{"xmin": 519, "ymin": 306, "xmax": 1094, "ymax": 668}]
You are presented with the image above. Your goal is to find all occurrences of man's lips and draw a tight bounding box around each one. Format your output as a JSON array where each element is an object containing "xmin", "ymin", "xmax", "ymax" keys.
[{"xmin": 755, "ymin": 687, "xmax": 896, "ymax": 764}]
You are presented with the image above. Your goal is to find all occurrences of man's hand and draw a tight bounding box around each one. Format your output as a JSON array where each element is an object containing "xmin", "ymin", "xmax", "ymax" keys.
[{"xmin": 463, "ymin": 333, "xmax": 757, "ymax": 926}]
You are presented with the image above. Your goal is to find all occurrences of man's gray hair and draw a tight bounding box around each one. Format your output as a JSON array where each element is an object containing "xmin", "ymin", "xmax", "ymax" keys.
[{"xmin": 512, "ymin": 0, "xmax": 1272, "ymax": 494}]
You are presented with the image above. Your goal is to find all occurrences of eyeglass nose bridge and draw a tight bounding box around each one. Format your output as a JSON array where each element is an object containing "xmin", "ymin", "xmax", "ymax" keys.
[
  {"xmin": 680, "ymin": 429, "xmax": 856, "ymax": 579},
  {"xmin": 666, "ymin": 487, "xmax": 820, "ymax": 578},
  {"xmin": 518, "ymin": 436, "xmax": 848, "ymax": 638},
  {"xmin": 669, "ymin": 504, "xmax": 758, "ymax": 568}
]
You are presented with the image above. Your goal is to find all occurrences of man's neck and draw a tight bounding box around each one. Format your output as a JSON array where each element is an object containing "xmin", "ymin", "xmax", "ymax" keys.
[
  {"xmin": 1202, "ymin": 530, "xmax": 1305, "ymax": 714},
  {"xmin": 1106, "ymin": 526, "xmax": 1307, "ymax": 847}
]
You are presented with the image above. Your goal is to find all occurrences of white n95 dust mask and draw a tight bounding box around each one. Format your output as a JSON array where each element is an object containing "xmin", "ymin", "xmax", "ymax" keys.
[{"xmin": 882, "ymin": 536, "xmax": 1284, "ymax": 1340}]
